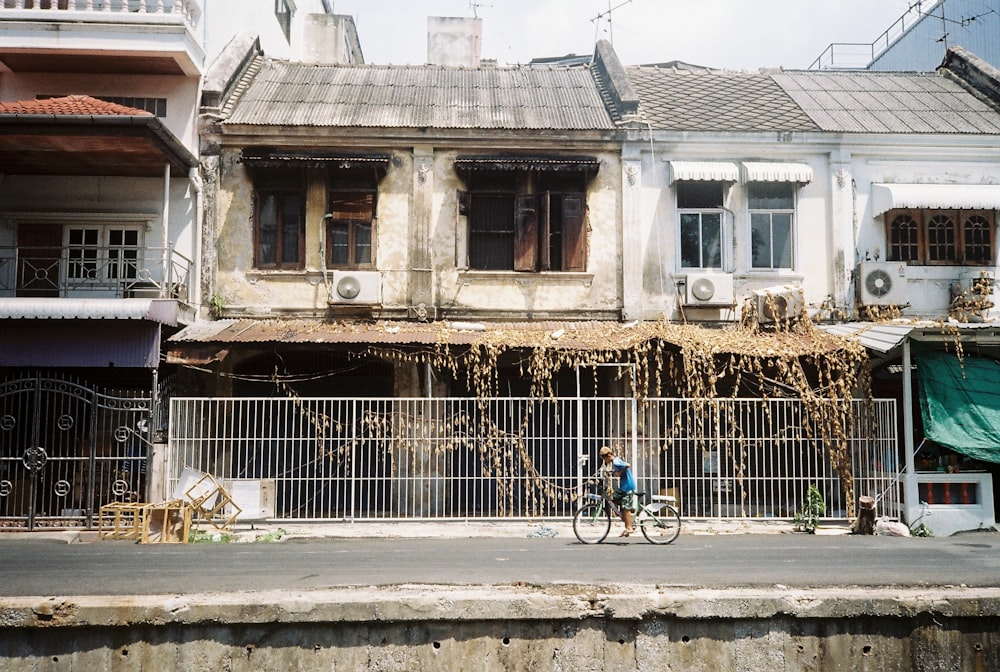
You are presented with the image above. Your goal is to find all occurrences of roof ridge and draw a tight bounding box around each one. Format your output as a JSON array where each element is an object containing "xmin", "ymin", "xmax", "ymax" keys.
[{"xmin": 0, "ymin": 94, "xmax": 152, "ymax": 117}]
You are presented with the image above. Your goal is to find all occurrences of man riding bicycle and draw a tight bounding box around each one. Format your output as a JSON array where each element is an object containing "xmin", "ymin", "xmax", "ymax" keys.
[{"xmin": 599, "ymin": 446, "xmax": 636, "ymax": 536}]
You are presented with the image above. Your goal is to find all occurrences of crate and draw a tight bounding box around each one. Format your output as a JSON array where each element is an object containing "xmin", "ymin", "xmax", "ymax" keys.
[{"xmin": 99, "ymin": 500, "xmax": 192, "ymax": 543}]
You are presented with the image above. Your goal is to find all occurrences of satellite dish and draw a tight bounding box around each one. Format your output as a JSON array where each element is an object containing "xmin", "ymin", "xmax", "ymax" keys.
[
  {"xmin": 336, "ymin": 275, "xmax": 362, "ymax": 300},
  {"xmin": 865, "ymin": 269, "xmax": 893, "ymax": 297},
  {"xmin": 691, "ymin": 277, "xmax": 716, "ymax": 301}
]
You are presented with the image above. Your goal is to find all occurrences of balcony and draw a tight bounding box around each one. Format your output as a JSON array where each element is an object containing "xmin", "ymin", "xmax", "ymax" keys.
[
  {"xmin": 0, "ymin": 244, "xmax": 192, "ymax": 304},
  {"xmin": 0, "ymin": 0, "xmax": 204, "ymax": 76}
]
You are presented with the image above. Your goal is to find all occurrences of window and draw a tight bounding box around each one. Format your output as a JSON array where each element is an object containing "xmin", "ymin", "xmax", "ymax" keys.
[
  {"xmin": 65, "ymin": 225, "xmax": 142, "ymax": 283},
  {"xmin": 326, "ymin": 191, "xmax": 376, "ymax": 268},
  {"xmin": 678, "ymin": 181, "xmax": 724, "ymax": 269},
  {"xmin": 749, "ymin": 183, "xmax": 795, "ymax": 270},
  {"xmin": 461, "ymin": 171, "xmax": 588, "ymax": 272},
  {"xmin": 253, "ymin": 172, "xmax": 305, "ymax": 270},
  {"xmin": 887, "ymin": 209, "xmax": 995, "ymax": 265}
]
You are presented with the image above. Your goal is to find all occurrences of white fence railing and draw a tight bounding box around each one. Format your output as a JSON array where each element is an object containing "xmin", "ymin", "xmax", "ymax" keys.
[{"xmin": 166, "ymin": 396, "xmax": 900, "ymax": 522}]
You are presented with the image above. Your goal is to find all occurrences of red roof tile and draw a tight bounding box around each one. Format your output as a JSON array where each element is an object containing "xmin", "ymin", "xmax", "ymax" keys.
[{"xmin": 0, "ymin": 95, "xmax": 152, "ymax": 116}]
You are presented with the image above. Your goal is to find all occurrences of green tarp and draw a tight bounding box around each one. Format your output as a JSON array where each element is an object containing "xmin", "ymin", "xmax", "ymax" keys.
[{"xmin": 916, "ymin": 350, "xmax": 1000, "ymax": 464}]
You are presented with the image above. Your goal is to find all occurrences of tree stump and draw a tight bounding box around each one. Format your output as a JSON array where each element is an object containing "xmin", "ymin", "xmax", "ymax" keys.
[{"xmin": 851, "ymin": 495, "xmax": 877, "ymax": 535}]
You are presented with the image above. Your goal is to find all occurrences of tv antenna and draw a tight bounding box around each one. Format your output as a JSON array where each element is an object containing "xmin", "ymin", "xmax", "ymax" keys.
[
  {"xmin": 469, "ymin": 1, "xmax": 492, "ymax": 18},
  {"xmin": 591, "ymin": 0, "xmax": 633, "ymax": 45}
]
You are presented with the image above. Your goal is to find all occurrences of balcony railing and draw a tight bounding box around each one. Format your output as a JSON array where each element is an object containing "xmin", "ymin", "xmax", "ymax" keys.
[
  {"xmin": 1, "ymin": 1, "xmax": 201, "ymax": 31},
  {"xmin": 0, "ymin": 245, "xmax": 191, "ymax": 303}
]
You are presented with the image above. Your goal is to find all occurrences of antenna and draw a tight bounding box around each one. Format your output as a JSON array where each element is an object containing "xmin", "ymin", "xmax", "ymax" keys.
[
  {"xmin": 469, "ymin": 1, "xmax": 492, "ymax": 18},
  {"xmin": 590, "ymin": 0, "xmax": 633, "ymax": 45}
]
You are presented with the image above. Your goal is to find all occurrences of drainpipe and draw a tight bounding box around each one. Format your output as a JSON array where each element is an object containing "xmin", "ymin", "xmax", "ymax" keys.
[
  {"xmin": 162, "ymin": 163, "xmax": 171, "ymax": 299},
  {"xmin": 189, "ymin": 167, "xmax": 203, "ymax": 315},
  {"xmin": 901, "ymin": 338, "xmax": 918, "ymax": 524}
]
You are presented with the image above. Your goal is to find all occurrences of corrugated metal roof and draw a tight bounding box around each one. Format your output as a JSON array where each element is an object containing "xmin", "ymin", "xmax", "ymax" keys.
[
  {"xmin": 872, "ymin": 183, "xmax": 1000, "ymax": 214},
  {"xmin": 773, "ymin": 71, "xmax": 1000, "ymax": 134},
  {"xmin": 819, "ymin": 322, "xmax": 914, "ymax": 354},
  {"xmin": 626, "ymin": 67, "xmax": 820, "ymax": 132},
  {"xmin": 225, "ymin": 61, "xmax": 615, "ymax": 130},
  {"xmin": 0, "ymin": 298, "xmax": 177, "ymax": 325}
]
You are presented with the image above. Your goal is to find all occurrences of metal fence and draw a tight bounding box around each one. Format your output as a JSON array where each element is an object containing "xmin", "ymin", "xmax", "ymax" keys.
[{"xmin": 166, "ymin": 396, "xmax": 900, "ymax": 522}]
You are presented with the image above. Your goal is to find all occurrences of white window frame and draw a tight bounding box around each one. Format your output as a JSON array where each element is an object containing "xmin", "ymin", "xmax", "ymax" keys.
[
  {"xmin": 62, "ymin": 223, "xmax": 144, "ymax": 287},
  {"xmin": 678, "ymin": 208, "xmax": 727, "ymax": 271}
]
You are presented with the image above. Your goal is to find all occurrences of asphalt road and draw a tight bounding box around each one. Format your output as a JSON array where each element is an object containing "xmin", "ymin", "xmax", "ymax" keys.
[{"xmin": 1, "ymin": 531, "xmax": 998, "ymax": 596}]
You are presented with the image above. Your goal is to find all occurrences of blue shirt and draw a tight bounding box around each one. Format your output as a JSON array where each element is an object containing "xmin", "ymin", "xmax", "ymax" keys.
[{"xmin": 611, "ymin": 457, "xmax": 636, "ymax": 492}]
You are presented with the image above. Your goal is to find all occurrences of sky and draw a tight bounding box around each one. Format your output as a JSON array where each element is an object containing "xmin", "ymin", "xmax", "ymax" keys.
[{"xmin": 327, "ymin": 0, "xmax": 923, "ymax": 70}]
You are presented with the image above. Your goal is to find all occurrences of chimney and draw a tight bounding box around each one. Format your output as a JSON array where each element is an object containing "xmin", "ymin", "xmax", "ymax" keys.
[{"xmin": 427, "ymin": 17, "xmax": 482, "ymax": 67}]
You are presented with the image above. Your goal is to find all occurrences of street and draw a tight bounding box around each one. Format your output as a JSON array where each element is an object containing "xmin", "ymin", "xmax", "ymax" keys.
[{"xmin": 1, "ymin": 530, "xmax": 998, "ymax": 596}]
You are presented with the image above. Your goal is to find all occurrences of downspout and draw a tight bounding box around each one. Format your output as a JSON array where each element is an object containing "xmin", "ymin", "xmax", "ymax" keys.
[
  {"xmin": 189, "ymin": 167, "xmax": 204, "ymax": 315},
  {"xmin": 901, "ymin": 338, "xmax": 918, "ymax": 524},
  {"xmin": 162, "ymin": 163, "xmax": 171, "ymax": 299}
]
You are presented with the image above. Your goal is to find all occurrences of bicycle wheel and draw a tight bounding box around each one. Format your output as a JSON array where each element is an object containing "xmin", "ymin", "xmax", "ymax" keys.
[
  {"xmin": 638, "ymin": 504, "xmax": 681, "ymax": 545},
  {"xmin": 573, "ymin": 501, "xmax": 611, "ymax": 544}
]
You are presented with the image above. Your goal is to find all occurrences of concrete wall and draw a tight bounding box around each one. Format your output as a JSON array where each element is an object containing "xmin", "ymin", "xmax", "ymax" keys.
[
  {"xmin": 2, "ymin": 586, "xmax": 999, "ymax": 671},
  {"xmin": 212, "ymin": 147, "xmax": 623, "ymax": 321}
]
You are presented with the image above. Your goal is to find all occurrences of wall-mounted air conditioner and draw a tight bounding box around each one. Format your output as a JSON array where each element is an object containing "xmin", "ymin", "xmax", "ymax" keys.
[
  {"xmin": 329, "ymin": 270, "xmax": 381, "ymax": 305},
  {"xmin": 958, "ymin": 270, "xmax": 995, "ymax": 295},
  {"xmin": 754, "ymin": 284, "xmax": 804, "ymax": 323},
  {"xmin": 684, "ymin": 273, "xmax": 735, "ymax": 306},
  {"xmin": 857, "ymin": 262, "xmax": 907, "ymax": 305}
]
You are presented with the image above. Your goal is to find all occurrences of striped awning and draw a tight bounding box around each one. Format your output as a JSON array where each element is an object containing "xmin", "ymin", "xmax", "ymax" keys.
[
  {"xmin": 871, "ymin": 183, "xmax": 1000, "ymax": 216},
  {"xmin": 742, "ymin": 162, "xmax": 813, "ymax": 184},
  {"xmin": 667, "ymin": 161, "xmax": 739, "ymax": 183},
  {"xmin": 241, "ymin": 149, "xmax": 390, "ymax": 170}
]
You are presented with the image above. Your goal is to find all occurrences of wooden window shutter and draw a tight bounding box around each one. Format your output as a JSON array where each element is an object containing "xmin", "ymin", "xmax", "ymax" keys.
[
  {"xmin": 514, "ymin": 194, "xmax": 539, "ymax": 271},
  {"xmin": 562, "ymin": 193, "xmax": 587, "ymax": 271},
  {"xmin": 539, "ymin": 191, "xmax": 551, "ymax": 271}
]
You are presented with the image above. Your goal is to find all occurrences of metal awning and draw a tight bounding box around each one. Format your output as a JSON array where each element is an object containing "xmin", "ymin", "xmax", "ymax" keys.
[
  {"xmin": 0, "ymin": 298, "xmax": 178, "ymax": 326},
  {"xmin": 819, "ymin": 322, "xmax": 914, "ymax": 354},
  {"xmin": 0, "ymin": 320, "xmax": 161, "ymax": 368},
  {"xmin": 742, "ymin": 162, "xmax": 813, "ymax": 184},
  {"xmin": 871, "ymin": 183, "xmax": 1000, "ymax": 216},
  {"xmin": 668, "ymin": 161, "xmax": 739, "ymax": 184},
  {"xmin": 240, "ymin": 148, "xmax": 391, "ymax": 171},
  {"xmin": 454, "ymin": 155, "xmax": 600, "ymax": 173}
]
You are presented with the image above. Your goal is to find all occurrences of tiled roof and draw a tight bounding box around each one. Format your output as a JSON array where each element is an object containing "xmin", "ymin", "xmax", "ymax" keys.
[
  {"xmin": 224, "ymin": 60, "xmax": 615, "ymax": 130},
  {"xmin": 0, "ymin": 95, "xmax": 152, "ymax": 116},
  {"xmin": 773, "ymin": 71, "xmax": 1000, "ymax": 134},
  {"xmin": 626, "ymin": 67, "xmax": 819, "ymax": 132}
]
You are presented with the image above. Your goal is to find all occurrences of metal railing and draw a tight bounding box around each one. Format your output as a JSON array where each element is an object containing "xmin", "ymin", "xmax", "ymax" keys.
[
  {"xmin": 0, "ymin": 245, "xmax": 191, "ymax": 302},
  {"xmin": 166, "ymin": 396, "xmax": 900, "ymax": 522},
  {"xmin": 1, "ymin": 0, "xmax": 200, "ymax": 28},
  {"xmin": 808, "ymin": 1, "xmax": 937, "ymax": 70}
]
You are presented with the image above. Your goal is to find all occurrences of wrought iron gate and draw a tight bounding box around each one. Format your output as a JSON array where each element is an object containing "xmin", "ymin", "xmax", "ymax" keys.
[{"xmin": 0, "ymin": 375, "xmax": 152, "ymax": 530}]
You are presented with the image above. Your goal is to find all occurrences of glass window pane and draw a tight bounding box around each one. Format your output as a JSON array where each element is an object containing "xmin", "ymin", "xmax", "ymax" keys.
[
  {"xmin": 280, "ymin": 195, "xmax": 301, "ymax": 265},
  {"xmin": 702, "ymin": 212, "xmax": 722, "ymax": 268},
  {"xmin": 748, "ymin": 183, "xmax": 794, "ymax": 209},
  {"xmin": 677, "ymin": 181, "xmax": 724, "ymax": 209},
  {"xmin": 329, "ymin": 222, "xmax": 349, "ymax": 265},
  {"xmin": 772, "ymin": 214, "xmax": 792, "ymax": 268},
  {"xmin": 257, "ymin": 194, "xmax": 278, "ymax": 265},
  {"xmin": 680, "ymin": 213, "xmax": 702, "ymax": 268},
  {"xmin": 355, "ymin": 222, "xmax": 372, "ymax": 265},
  {"xmin": 750, "ymin": 214, "xmax": 772, "ymax": 269}
]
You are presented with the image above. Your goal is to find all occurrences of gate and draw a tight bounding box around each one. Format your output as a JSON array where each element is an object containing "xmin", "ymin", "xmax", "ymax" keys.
[
  {"xmin": 167, "ymin": 396, "xmax": 900, "ymax": 522},
  {"xmin": 0, "ymin": 375, "xmax": 152, "ymax": 530}
]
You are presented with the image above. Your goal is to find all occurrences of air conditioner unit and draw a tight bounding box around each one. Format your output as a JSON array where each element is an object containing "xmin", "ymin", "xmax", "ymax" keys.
[
  {"xmin": 754, "ymin": 283, "xmax": 804, "ymax": 323},
  {"xmin": 684, "ymin": 273, "xmax": 735, "ymax": 306},
  {"xmin": 857, "ymin": 262, "xmax": 907, "ymax": 305},
  {"xmin": 959, "ymin": 270, "xmax": 995, "ymax": 295},
  {"xmin": 329, "ymin": 270, "xmax": 381, "ymax": 305}
]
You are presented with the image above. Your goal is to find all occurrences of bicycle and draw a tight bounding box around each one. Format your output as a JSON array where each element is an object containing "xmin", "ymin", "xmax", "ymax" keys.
[{"xmin": 573, "ymin": 483, "xmax": 681, "ymax": 545}]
